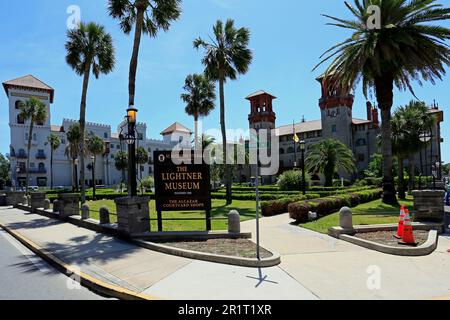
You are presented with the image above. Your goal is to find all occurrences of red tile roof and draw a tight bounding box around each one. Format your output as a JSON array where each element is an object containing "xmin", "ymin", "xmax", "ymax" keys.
[
  {"xmin": 160, "ymin": 122, "xmax": 192, "ymax": 135},
  {"xmin": 3, "ymin": 75, "xmax": 54, "ymax": 103}
]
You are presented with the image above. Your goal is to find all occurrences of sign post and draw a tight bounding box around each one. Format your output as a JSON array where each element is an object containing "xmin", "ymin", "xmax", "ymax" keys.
[
  {"xmin": 153, "ymin": 151, "xmax": 212, "ymax": 232},
  {"xmin": 250, "ymin": 130, "xmax": 261, "ymax": 260}
]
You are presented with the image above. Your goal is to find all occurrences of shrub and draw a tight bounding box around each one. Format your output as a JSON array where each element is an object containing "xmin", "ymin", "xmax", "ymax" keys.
[
  {"xmin": 288, "ymin": 188, "xmax": 382, "ymax": 222},
  {"xmin": 261, "ymin": 193, "xmax": 321, "ymax": 216},
  {"xmin": 139, "ymin": 176, "xmax": 154, "ymax": 190},
  {"xmin": 277, "ymin": 170, "xmax": 311, "ymax": 191}
]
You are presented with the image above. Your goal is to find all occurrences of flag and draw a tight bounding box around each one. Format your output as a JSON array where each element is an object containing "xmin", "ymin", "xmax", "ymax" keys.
[{"xmin": 293, "ymin": 133, "xmax": 300, "ymax": 143}]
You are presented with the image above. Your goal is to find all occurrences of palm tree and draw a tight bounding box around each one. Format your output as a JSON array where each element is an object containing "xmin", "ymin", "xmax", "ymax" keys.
[
  {"xmin": 45, "ymin": 133, "xmax": 61, "ymax": 190},
  {"xmin": 315, "ymin": 0, "xmax": 450, "ymax": 204},
  {"xmin": 86, "ymin": 134, "xmax": 105, "ymax": 200},
  {"xmin": 108, "ymin": 0, "xmax": 181, "ymax": 107},
  {"xmin": 136, "ymin": 146, "xmax": 149, "ymax": 185},
  {"xmin": 65, "ymin": 123, "xmax": 82, "ymax": 192},
  {"xmin": 181, "ymin": 74, "xmax": 216, "ymax": 151},
  {"xmin": 194, "ymin": 19, "xmax": 253, "ymax": 205},
  {"xmin": 391, "ymin": 113, "xmax": 408, "ymax": 199},
  {"xmin": 65, "ymin": 21, "xmax": 115, "ymax": 204},
  {"xmin": 17, "ymin": 98, "xmax": 47, "ymax": 194},
  {"xmin": 305, "ymin": 139, "xmax": 356, "ymax": 187},
  {"xmin": 114, "ymin": 151, "xmax": 128, "ymax": 193},
  {"xmin": 392, "ymin": 101, "xmax": 435, "ymax": 195},
  {"xmin": 202, "ymin": 134, "xmax": 216, "ymax": 151}
]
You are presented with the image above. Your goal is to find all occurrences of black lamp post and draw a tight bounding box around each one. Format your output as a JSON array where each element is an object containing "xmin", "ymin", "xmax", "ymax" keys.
[
  {"xmin": 300, "ymin": 140, "xmax": 306, "ymax": 195},
  {"xmin": 126, "ymin": 107, "xmax": 138, "ymax": 197},
  {"xmin": 74, "ymin": 158, "xmax": 79, "ymax": 192}
]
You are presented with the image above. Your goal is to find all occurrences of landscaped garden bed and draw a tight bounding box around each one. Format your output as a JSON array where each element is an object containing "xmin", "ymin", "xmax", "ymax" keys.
[
  {"xmin": 354, "ymin": 230, "xmax": 429, "ymax": 247},
  {"xmin": 301, "ymin": 197, "xmax": 415, "ymax": 234},
  {"xmin": 158, "ymin": 238, "xmax": 273, "ymax": 259}
]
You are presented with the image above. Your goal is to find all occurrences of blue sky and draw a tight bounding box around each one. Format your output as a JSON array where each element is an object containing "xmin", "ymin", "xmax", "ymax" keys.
[{"xmin": 1, "ymin": 0, "xmax": 449, "ymax": 163}]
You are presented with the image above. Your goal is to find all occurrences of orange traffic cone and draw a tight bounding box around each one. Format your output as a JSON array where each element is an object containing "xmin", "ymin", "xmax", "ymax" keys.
[
  {"xmin": 399, "ymin": 209, "xmax": 418, "ymax": 247},
  {"xmin": 394, "ymin": 205, "xmax": 405, "ymax": 239}
]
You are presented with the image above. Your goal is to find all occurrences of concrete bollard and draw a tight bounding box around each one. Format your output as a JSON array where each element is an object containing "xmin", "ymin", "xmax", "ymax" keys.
[
  {"xmin": 21, "ymin": 195, "xmax": 28, "ymax": 206},
  {"xmin": 81, "ymin": 203, "xmax": 90, "ymax": 220},
  {"xmin": 44, "ymin": 199, "xmax": 51, "ymax": 210},
  {"xmin": 53, "ymin": 200, "xmax": 61, "ymax": 213},
  {"xmin": 228, "ymin": 210, "xmax": 241, "ymax": 234},
  {"xmin": 99, "ymin": 206, "xmax": 110, "ymax": 225},
  {"xmin": 27, "ymin": 195, "xmax": 31, "ymax": 207},
  {"xmin": 340, "ymin": 207, "xmax": 353, "ymax": 229}
]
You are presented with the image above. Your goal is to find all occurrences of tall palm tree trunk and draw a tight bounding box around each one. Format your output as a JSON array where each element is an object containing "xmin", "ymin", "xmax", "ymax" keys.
[
  {"xmin": 398, "ymin": 155, "xmax": 406, "ymax": 200},
  {"xmin": 128, "ymin": 6, "xmax": 145, "ymax": 107},
  {"xmin": 92, "ymin": 156, "xmax": 96, "ymax": 200},
  {"xmin": 194, "ymin": 114, "xmax": 200, "ymax": 152},
  {"xmin": 72, "ymin": 159, "xmax": 77, "ymax": 192},
  {"xmin": 79, "ymin": 62, "xmax": 92, "ymax": 204},
  {"xmin": 219, "ymin": 74, "xmax": 232, "ymax": 205},
  {"xmin": 376, "ymin": 76, "xmax": 397, "ymax": 205},
  {"xmin": 408, "ymin": 155, "xmax": 415, "ymax": 194},
  {"xmin": 25, "ymin": 122, "xmax": 34, "ymax": 195}
]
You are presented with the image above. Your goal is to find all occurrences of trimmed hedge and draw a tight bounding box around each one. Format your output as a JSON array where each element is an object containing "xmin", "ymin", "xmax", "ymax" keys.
[
  {"xmin": 288, "ymin": 189, "xmax": 382, "ymax": 222},
  {"xmin": 46, "ymin": 192, "xmax": 155, "ymax": 202},
  {"xmin": 261, "ymin": 194, "xmax": 322, "ymax": 216},
  {"xmin": 211, "ymin": 192, "xmax": 321, "ymax": 201}
]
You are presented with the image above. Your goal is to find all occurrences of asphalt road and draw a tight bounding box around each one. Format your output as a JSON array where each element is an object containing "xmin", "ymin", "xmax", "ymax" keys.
[{"xmin": 0, "ymin": 228, "xmax": 111, "ymax": 300}]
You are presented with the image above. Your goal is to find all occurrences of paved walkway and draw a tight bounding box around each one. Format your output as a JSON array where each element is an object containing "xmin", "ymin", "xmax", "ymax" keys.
[
  {"xmin": 0, "ymin": 207, "xmax": 316, "ymax": 300},
  {"xmin": 241, "ymin": 213, "xmax": 450, "ymax": 300},
  {"xmin": 1, "ymin": 206, "xmax": 449, "ymax": 300}
]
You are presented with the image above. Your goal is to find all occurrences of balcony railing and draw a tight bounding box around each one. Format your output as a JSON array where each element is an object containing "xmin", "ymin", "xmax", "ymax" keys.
[
  {"xmin": 17, "ymin": 168, "xmax": 47, "ymax": 174},
  {"xmin": 36, "ymin": 153, "xmax": 47, "ymax": 159},
  {"xmin": 28, "ymin": 168, "xmax": 47, "ymax": 174},
  {"xmin": 17, "ymin": 153, "xmax": 28, "ymax": 159}
]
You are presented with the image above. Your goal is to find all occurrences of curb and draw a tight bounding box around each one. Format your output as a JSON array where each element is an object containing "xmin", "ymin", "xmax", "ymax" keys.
[
  {"xmin": 19, "ymin": 206, "xmax": 278, "ymax": 268},
  {"xmin": 0, "ymin": 222, "xmax": 160, "ymax": 301},
  {"xmin": 134, "ymin": 239, "xmax": 281, "ymax": 268},
  {"xmin": 339, "ymin": 230, "xmax": 438, "ymax": 257}
]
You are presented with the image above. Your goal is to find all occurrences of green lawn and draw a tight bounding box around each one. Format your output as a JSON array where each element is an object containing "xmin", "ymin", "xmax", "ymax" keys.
[
  {"xmin": 86, "ymin": 199, "xmax": 257, "ymax": 232},
  {"xmin": 301, "ymin": 197, "xmax": 415, "ymax": 234}
]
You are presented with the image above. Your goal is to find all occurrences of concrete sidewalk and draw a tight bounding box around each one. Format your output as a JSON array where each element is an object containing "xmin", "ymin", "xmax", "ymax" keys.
[
  {"xmin": 0, "ymin": 207, "xmax": 317, "ymax": 300},
  {"xmin": 241, "ymin": 213, "xmax": 450, "ymax": 300},
  {"xmin": 1, "ymin": 206, "xmax": 449, "ymax": 300}
]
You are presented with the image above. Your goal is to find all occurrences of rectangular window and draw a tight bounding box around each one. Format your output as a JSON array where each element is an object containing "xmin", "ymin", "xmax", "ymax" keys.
[
  {"xmin": 357, "ymin": 154, "xmax": 365, "ymax": 162},
  {"xmin": 332, "ymin": 125, "xmax": 337, "ymax": 133}
]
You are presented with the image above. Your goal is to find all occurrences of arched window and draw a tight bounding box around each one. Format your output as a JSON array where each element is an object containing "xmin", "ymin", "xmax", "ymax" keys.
[
  {"xmin": 17, "ymin": 114, "xmax": 25, "ymax": 124},
  {"xmin": 287, "ymin": 147, "xmax": 295, "ymax": 154},
  {"xmin": 356, "ymin": 138, "xmax": 367, "ymax": 147},
  {"xmin": 15, "ymin": 100, "xmax": 23, "ymax": 109},
  {"xmin": 279, "ymin": 148, "xmax": 285, "ymax": 155}
]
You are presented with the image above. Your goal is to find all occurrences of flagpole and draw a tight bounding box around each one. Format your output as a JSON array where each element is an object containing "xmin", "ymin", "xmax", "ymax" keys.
[{"xmin": 293, "ymin": 120, "xmax": 297, "ymax": 169}]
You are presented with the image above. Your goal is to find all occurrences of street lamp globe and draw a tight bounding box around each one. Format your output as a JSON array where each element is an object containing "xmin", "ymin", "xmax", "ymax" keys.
[
  {"xmin": 126, "ymin": 107, "xmax": 138, "ymax": 124},
  {"xmin": 419, "ymin": 131, "xmax": 432, "ymax": 143},
  {"xmin": 300, "ymin": 140, "xmax": 306, "ymax": 151},
  {"xmin": 125, "ymin": 133, "xmax": 135, "ymax": 146}
]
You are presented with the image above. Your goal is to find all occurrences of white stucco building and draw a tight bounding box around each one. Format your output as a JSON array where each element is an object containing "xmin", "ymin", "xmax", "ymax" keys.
[{"xmin": 3, "ymin": 75, "xmax": 192, "ymax": 188}]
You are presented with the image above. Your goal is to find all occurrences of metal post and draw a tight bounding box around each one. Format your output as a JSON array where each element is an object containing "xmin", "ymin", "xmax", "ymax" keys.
[
  {"xmin": 293, "ymin": 121, "xmax": 297, "ymax": 170},
  {"xmin": 301, "ymin": 149, "xmax": 306, "ymax": 195},
  {"xmin": 255, "ymin": 129, "xmax": 261, "ymax": 261},
  {"xmin": 128, "ymin": 121, "xmax": 137, "ymax": 197},
  {"xmin": 255, "ymin": 161, "xmax": 261, "ymax": 261}
]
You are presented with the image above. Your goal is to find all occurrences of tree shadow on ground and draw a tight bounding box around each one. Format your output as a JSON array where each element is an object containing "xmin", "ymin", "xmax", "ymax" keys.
[{"xmin": 42, "ymin": 233, "xmax": 143, "ymax": 266}]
